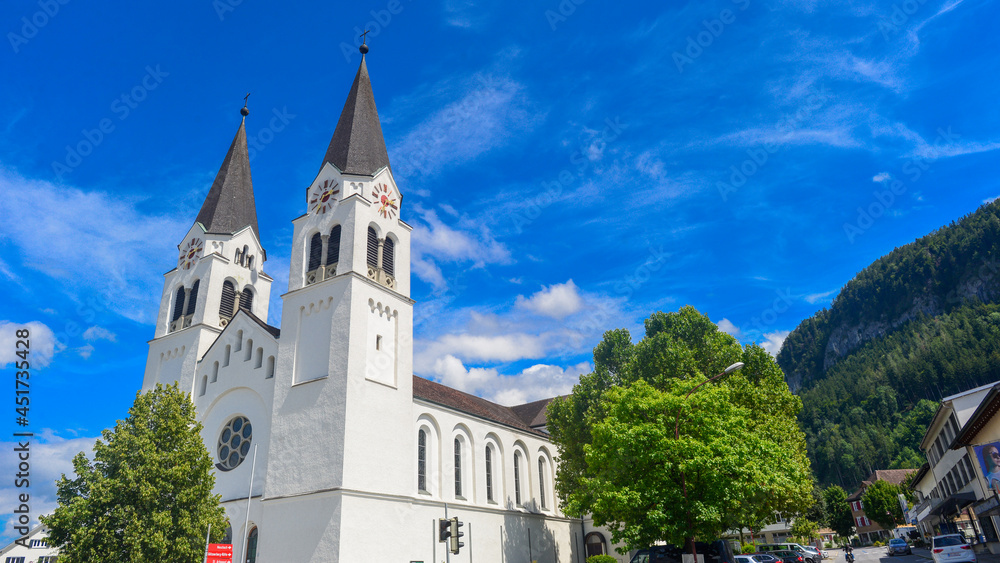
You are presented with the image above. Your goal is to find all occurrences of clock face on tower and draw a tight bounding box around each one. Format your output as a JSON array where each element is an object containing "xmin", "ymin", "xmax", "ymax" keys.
[
  {"xmin": 372, "ymin": 183, "xmax": 398, "ymax": 219},
  {"xmin": 179, "ymin": 238, "xmax": 203, "ymax": 270},
  {"xmin": 309, "ymin": 178, "xmax": 341, "ymax": 214}
]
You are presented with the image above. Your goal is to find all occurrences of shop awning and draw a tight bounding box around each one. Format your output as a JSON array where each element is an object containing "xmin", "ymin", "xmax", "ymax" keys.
[{"xmin": 930, "ymin": 492, "xmax": 979, "ymax": 516}]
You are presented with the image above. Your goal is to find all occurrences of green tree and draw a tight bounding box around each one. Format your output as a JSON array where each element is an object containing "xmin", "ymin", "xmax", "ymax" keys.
[
  {"xmin": 861, "ymin": 480, "xmax": 904, "ymax": 531},
  {"xmin": 42, "ymin": 383, "xmax": 227, "ymax": 562},
  {"xmin": 823, "ymin": 485, "xmax": 854, "ymax": 540},
  {"xmin": 548, "ymin": 307, "xmax": 813, "ymax": 553},
  {"xmin": 791, "ymin": 518, "xmax": 819, "ymax": 542}
]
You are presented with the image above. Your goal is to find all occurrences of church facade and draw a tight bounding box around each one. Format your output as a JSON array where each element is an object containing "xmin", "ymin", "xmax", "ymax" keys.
[{"xmin": 140, "ymin": 48, "xmax": 613, "ymax": 562}]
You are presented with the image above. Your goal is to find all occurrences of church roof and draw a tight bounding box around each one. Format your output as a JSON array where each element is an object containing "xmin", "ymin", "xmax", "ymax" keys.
[
  {"xmin": 195, "ymin": 112, "xmax": 260, "ymax": 239},
  {"xmin": 244, "ymin": 309, "xmax": 280, "ymax": 339},
  {"xmin": 412, "ymin": 376, "xmax": 550, "ymax": 437},
  {"xmin": 510, "ymin": 396, "xmax": 561, "ymax": 429},
  {"xmin": 320, "ymin": 55, "xmax": 392, "ymax": 176}
]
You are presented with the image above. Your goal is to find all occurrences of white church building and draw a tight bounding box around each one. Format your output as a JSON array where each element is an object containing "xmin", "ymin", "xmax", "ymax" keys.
[{"xmin": 139, "ymin": 45, "xmax": 616, "ymax": 562}]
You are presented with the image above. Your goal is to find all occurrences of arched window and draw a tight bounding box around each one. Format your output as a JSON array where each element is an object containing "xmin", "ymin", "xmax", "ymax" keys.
[
  {"xmin": 172, "ymin": 286, "xmax": 186, "ymax": 322},
  {"xmin": 454, "ymin": 438, "xmax": 463, "ymax": 498},
  {"xmin": 220, "ymin": 281, "xmax": 236, "ymax": 321},
  {"xmin": 234, "ymin": 247, "xmax": 243, "ymax": 265},
  {"xmin": 235, "ymin": 330, "xmax": 243, "ymax": 352},
  {"xmin": 514, "ymin": 452, "xmax": 522, "ymax": 506},
  {"xmin": 254, "ymin": 348, "xmax": 263, "ymax": 369},
  {"xmin": 240, "ymin": 288, "xmax": 253, "ymax": 313},
  {"xmin": 308, "ymin": 232, "xmax": 323, "ymax": 272},
  {"xmin": 223, "ymin": 345, "xmax": 231, "ymax": 367},
  {"xmin": 246, "ymin": 255, "xmax": 254, "ymax": 269},
  {"xmin": 486, "ymin": 445, "xmax": 494, "ymax": 503},
  {"xmin": 212, "ymin": 361, "xmax": 219, "ymax": 383},
  {"xmin": 265, "ymin": 356, "xmax": 275, "ymax": 378},
  {"xmin": 185, "ymin": 280, "xmax": 200, "ymax": 316},
  {"xmin": 245, "ymin": 339, "xmax": 254, "ymax": 361},
  {"xmin": 222, "ymin": 523, "xmax": 232, "ymax": 544},
  {"xmin": 417, "ymin": 429, "xmax": 427, "ymax": 493},
  {"xmin": 245, "ymin": 526, "xmax": 258, "ymax": 563},
  {"xmin": 383, "ymin": 236, "xmax": 395, "ymax": 276},
  {"xmin": 241, "ymin": 245, "xmax": 249, "ymax": 267},
  {"xmin": 327, "ymin": 225, "xmax": 341, "ymax": 265},
  {"xmin": 367, "ymin": 227, "xmax": 379, "ymax": 269},
  {"xmin": 585, "ymin": 532, "xmax": 608, "ymax": 557},
  {"xmin": 199, "ymin": 375, "xmax": 207, "ymax": 396},
  {"xmin": 538, "ymin": 457, "xmax": 547, "ymax": 509}
]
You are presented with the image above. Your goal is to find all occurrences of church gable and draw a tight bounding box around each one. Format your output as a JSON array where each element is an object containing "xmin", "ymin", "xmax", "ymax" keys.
[{"xmin": 195, "ymin": 310, "xmax": 278, "ymax": 401}]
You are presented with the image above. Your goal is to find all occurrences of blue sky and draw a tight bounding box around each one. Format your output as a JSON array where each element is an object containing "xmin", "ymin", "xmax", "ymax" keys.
[{"xmin": 2, "ymin": 0, "xmax": 999, "ymax": 541}]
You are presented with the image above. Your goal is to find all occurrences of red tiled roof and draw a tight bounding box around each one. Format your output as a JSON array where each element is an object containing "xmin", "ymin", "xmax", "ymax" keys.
[{"xmin": 412, "ymin": 376, "xmax": 549, "ymax": 437}]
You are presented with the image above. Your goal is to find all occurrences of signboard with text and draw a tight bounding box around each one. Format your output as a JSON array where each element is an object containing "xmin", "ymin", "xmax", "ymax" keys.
[{"xmin": 206, "ymin": 543, "xmax": 233, "ymax": 563}]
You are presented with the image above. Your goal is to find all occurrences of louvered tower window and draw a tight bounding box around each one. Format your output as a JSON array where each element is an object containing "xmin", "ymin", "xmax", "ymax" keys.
[
  {"xmin": 185, "ymin": 280, "xmax": 200, "ymax": 316},
  {"xmin": 367, "ymin": 227, "xmax": 379, "ymax": 268},
  {"xmin": 240, "ymin": 288, "xmax": 253, "ymax": 312},
  {"xmin": 219, "ymin": 281, "xmax": 236, "ymax": 320},
  {"xmin": 327, "ymin": 225, "xmax": 341, "ymax": 265},
  {"xmin": 172, "ymin": 286, "xmax": 186, "ymax": 322},
  {"xmin": 308, "ymin": 233, "xmax": 323, "ymax": 272},
  {"xmin": 383, "ymin": 237, "xmax": 394, "ymax": 276}
]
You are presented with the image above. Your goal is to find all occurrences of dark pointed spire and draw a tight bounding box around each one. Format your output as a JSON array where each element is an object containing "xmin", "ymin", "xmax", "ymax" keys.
[
  {"xmin": 195, "ymin": 105, "xmax": 260, "ymax": 239},
  {"xmin": 320, "ymin": 45, "xmax": 391, "ymax": 176}
]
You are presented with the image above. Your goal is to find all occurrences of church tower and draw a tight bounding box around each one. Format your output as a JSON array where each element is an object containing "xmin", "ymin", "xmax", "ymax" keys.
[
  {"xmin": 143, "ymin": 105, "xmax": 273, "ymax": 395},
  {"xmin": 260, "ymin": 44, "xmax": 415, "ymax": 550}
]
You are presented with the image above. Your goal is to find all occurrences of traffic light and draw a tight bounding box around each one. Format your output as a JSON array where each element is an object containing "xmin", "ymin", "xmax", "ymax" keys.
[
  {"xmin": 449, "ymin": 517, "xmax": 465, "ymax": 555},
  {"xmin": 438, "ymin": 518, "xmax": 451, "ymax": 543}
]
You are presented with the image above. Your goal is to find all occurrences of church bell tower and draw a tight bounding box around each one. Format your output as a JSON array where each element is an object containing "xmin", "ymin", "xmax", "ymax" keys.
[{"xmin": 143, "ymin": 103, "xmax": 273, "ymax": 394}]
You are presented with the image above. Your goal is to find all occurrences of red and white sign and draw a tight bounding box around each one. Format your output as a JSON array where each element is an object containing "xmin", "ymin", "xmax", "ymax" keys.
[{"xmin": 206, "ymin": 543, "xmax": 233, "ymax": 563}]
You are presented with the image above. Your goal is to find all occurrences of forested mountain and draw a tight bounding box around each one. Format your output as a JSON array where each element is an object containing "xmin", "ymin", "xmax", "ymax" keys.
[{"xmin": 777, "ymin": 201, "xmax": 1000, "ymax": 488}]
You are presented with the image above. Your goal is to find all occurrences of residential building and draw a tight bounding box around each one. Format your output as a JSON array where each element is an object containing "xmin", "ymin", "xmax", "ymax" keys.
[
  {"xmin": 0, "ymin": 525, "xmax": 59, "ymax": 563},
  {"xmin": 847, "ymin": 469, "xmax": 918, "ymax": 544},
  {"xmin": 950, "ymin": 383, "xmax": 1000, "ymax": 553}
]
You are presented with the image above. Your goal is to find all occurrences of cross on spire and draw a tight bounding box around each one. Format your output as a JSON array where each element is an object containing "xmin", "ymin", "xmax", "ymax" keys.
[
  {"xmin": 360, "ymin": 29, "xmax": 371, "ymax": 45},
  {"xmin": 241, "ymin": 92, "xmax": 250, "ymax": 117}
]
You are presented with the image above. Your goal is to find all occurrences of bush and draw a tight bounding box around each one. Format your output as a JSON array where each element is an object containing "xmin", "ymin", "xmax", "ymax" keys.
[
  {"xmin": 743, "ymin": 544, "xmax": 758, "ymax": 554},
  {"xmin": 588, "ymin": 556, "xmax": 618, "ymax": 563},
  {"xmin": 825, "ymin": 542, "xmax": 832, "ymax": 549},
  {"xmin": 873, "ymin": 541, "xmax": 884, "ymax": 547}
]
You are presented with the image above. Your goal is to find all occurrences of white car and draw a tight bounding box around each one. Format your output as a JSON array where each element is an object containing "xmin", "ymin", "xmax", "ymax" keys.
[
  {"xmin": 931, "ymin": 534, "xmax": 976, "ymax": 563},
  {"xmin": 802, "ymin": 547, "xmax": 825, "ymax": 560}
]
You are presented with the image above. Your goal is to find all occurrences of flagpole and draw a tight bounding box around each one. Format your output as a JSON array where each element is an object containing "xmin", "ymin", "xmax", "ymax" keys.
[
  {"xmin": 240, "ymin": 445, "xmax": 258, "ymax": 563},
  {"xmin": 203, "ymin": 523, "xmax": 211, "ymax": 563}
]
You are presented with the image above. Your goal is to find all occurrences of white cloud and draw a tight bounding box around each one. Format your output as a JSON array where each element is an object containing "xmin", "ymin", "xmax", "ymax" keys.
[
  {"xmin": 516, "ymin": 280, "xmax": 584, "ymax": 320},
  {"xmin": 434, "ymin": 333, "xmax": 547, "ymax": 363},
  {"xmin": 804, "ymin": 289, "xmax": 839, "ymax": 304},
  {"xmin": 717, "ymin": 318, "xmax": 742, "ymax": 338},
  {"xmin": 0, "ymin": 167, "xmax": 189, "ymax": 323},
  {"xmin": 760, "ymin": 330, "xmax": 791, "ymax": 357},
  {"xmin": 410, "ymin": 207, "xmax": 511, "ymax": 290},
  {"xmin": 389, "ymin": 73, "xmax": 542, "ymax": 179},
  {"xmin": 428, "ymin": 355, "xmax": 590, "ymax": 406},
  {"xmin": 0, "ymin": 321, "xmax": 62, "ymax": 368},
  {"xmin": 0, "ymin": 431, "xmax": 96, "ymax": 544},
  {"xmin": 984, "ymin": 196, "xmax": 1000, "ymax": 205},
  {"xmin": 872, "ymin": 172, "xmax": 892, "ymax": 183},
  {"xmin": 82, "ymin": 326, "xmax": 116, "ymax": 342}
]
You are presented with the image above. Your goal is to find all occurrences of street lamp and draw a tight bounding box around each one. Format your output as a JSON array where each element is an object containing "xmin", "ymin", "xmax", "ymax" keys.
[
  {"xmin": 674, "ymin": 362, "xmax": 744, "ymax": 439},
  {"xmin": 673, "ymin": 361, "xmax": 744, "ymax": 561}
]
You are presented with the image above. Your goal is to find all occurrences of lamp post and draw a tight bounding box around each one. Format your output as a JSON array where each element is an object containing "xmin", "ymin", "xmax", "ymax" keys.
[{"xmin": 674, "ymin": 361, "xmax": 745, "ymax": 562}]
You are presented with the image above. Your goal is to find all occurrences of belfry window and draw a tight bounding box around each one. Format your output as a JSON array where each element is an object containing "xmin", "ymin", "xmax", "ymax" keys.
[
  {"xmin": 220, "ymin": 281, "xmax": 236, "ymax": 322},
  {"xmin": 308, "ymin": 232, "xmax": 323, "ymax": 272},
  {"xmin": 367, "ymin": 227, "xmax": 379, "ymax": 269},
  {"xmin": 239, "ymin": 288, "xmax": 253, "ymax": 313},
  {"xmin": 383, "ymin": 237, "xmax": 395, "ymax": 276},
  {"xmin": 172, "ymin": 286, "xmax": 186, "ymax": 323},
  {"xmin": 185, "ymin": 280, "xmax": 200, "ymax": 316},
  {"xmin": 327, "ymin": 225, "xmax": 341, "ymax": 266}
]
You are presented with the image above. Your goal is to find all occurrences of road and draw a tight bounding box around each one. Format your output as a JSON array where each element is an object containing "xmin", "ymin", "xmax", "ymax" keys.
[{"xmin": 827, "ymin": 548, "xmax": 926, "ymax": 563}]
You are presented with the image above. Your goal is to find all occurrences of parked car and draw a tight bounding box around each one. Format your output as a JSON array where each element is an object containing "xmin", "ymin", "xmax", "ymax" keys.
[
  {"xmin": 802, "ymin": 546, "xmax": 825, "ymax": 560},
  {"xmin": 738, "ymin": 555, "xmax": 771, "ymax": 563},
  {"xmin": 759, "ymin": 543, "xmax": 816, "ymax": 563},
  {"xmin": 931, "ymin": 534, "xmax": 976, "ymax": 563},
  {"xmin": 629, "ymin": 540, "xmax": 737, "ymax": 563},
  {"xmin": 752, "ymin": 554, "xmax": 782, "ymax": 563},
  {"xmin": 888, "ymin": 538, "xmax": 912, "ymax": 556},
  {"xmin": 768, "ymin": 550, "xmax": 806, "ymax": 563}
]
